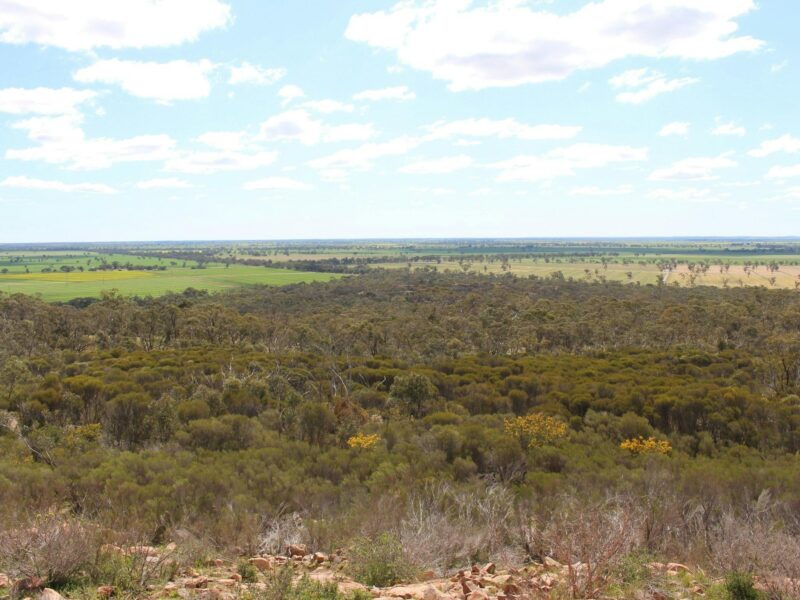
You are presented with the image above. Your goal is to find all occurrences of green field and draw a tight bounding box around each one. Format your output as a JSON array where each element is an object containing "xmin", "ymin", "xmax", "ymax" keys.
[{"xmin": 0, "ymin": 251, "xmax": 336, "ymax": 301}]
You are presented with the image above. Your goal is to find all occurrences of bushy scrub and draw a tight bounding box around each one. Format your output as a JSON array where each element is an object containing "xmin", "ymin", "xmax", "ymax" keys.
[
  {"xmin": 724, "ymin": 572, "xmax": 763, "ymax": 600},
  {"xmin": 347, "ymin": 533, "xmax": 415, "ymax": 587}
]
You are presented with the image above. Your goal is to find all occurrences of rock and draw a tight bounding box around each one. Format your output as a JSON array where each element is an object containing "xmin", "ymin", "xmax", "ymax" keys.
[
  {"xmin": 213, "ymin": 558, "xmax": 225, "ymax": 567},
  {"xmin": 0, "ymin": 573, "xmax": 10, "ymax": 588},
  {"xmin": 230, "ymin": 573, "xmax": 242, "ymax": 582},
  {"xmin": 39, "ymin": 589, "xmax": 66, "ymax": 600},
  {"xmin": 249, "ymin": 557, "xmax": 271, "ymax": 571},
  {"xmin": 337, "ymin": 580, "xmax": 367, "ymax": 594},
  {"xmin": 184, "ymin": 576, "xmax": 208, "ymax": 589},
  {"xmin": 666, "ymin": 562, "xmax": 690, "ymax": 573},
  {"xmin": 96, "ymin": 585, "xmax": 115, "ymax": 598},
  {"xmin": 466, "ymin": 591, "xmax": 489, "ymax": 600},
  {"xmin": 543, "ymin": 556, "xmax": 562, "ymax": 568},
  {"xmin": 419, "ymin": 569, "xmax": 436, "ymax": 581},
  {"xmin": 484, "ymin": 562, "xmax": 496, "ymax": 574},
  {"xmin": 313, "ymin": 552, "xmax": 328, "ymax": 563},
  {"xmin": 128, "ymin": 545, "xmax": 158, "ymax": 557},
  {"xmin": 217, "ymin": 578, "xmax": 238, "ymax": 587},
  {"xmin": 287, "ymin": 543, "xmax": 309, "ymax": 557}
]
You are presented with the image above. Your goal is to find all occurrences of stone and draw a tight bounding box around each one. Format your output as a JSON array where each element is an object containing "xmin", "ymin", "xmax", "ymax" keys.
[
  {"xmin": 0, "ymin": 573, "xmax": 10, "ymax": 588},
  {"xmin": 287, "ymin": 543, "xmax": 309, "ymax": 557},
  {"xmin": 96, "ymin": 585, "xmax": 114, "ymax": 598},
  {"xmin": 249, "ymin": 557, "xmax": 271, "ymax": 571},
  {"xmin": 313, "ymin": 552, "xmax": 328, "ymax": 563},
  {"xmin": 39, "ymin": 589, "xmax": 66, "ymax": 600}
]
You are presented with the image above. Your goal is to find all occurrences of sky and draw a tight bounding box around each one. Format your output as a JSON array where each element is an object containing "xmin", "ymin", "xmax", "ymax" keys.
[{"xmin": 0, "ymin": 0, "xmax": 798, "ymax": 242}]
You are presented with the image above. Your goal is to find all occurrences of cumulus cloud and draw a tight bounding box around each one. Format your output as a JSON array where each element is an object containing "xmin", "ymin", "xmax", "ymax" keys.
[
  {"xmin": 346, "ymin": 0, "xmax": 761, "ymax": 91},
  {"xmin": 658, "ymin": 122, "xmax": 690, "ymax": 137},
  {"xmin": 228, "ymin": 62, "xmax": 286, "ymax": 85},
  {"xmin": 353, "ymin": 86, "xmax": 416, "ymax": 101},
  {"xmin": 74, "ymin": 59, "xmax": 215, "ymax": 103},
  {"xmin": 7, "ymin": 114, "xmax": 176, "ymax": 170},
  {"xmin": 309, "ymin": 137, "xmax": 421, "ymax": 171},
  {"xmin": 749, "ymin": 134, "xmax": 800, "ymax": 158},
  {"xmin": 650, "ymin": 154, "xmax": 737, "ymax": 181},
  {"xmin": 302, "ymin": 99, "xmax": 355, "ymax": 113},
  {"xmin": 648, "ymin": 188, "xmax": 724, "ymax": 202},
  {"xmin": 278, "ymin": 85, "xmax": 306, "ymax": 107},
  {"xmin": 712, "ymin": 119, "xmax": 746, "ymax": 136},
  {"xmin": 490, "ymin": 143, "xmax": 647, "ymax": 183},
  {"xmin": 164, "ymin": 150, "xmax": 278, "ymax": 174},
  {"xmin": 243, "ymin": 177, "xmax": 312, "ymax": 191},
  {"xmin": 0, "ymin": 87, "xmax": 96, "ymax": 115},
  {"xmin": 0, "ymin": 175, "xmax": 116, "ymax": 194},
  {"xmin": 401, "ymin": 155, "xmax": 474, "ymax": 174},
  {"xmin": 427, "ymin": 118, "xmax": 581, "ymax": 141},
  {"xmin": 259, "ymin": 110, "xmax": 376, "ymax": 145},
  {"xmin": 610, "ymin": 68, "xmax": 698, "ymax": 104},
  {"xmin": 765, "ymin": 165, "xmax": 800, "ymax": 180},
  {"xmin": 570, "ymin": 185, "xmax": 634, "ymax": 196},
  {"xmin": 136, "ymin": 178, "xmax": 194, "ymax": 189},
  {"xmin": 0, "ymin": 0, "xmax": 231, "ymax": 51}
]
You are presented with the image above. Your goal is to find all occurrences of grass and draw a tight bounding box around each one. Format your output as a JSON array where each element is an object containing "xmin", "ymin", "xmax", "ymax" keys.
[{"xmin": 0, "ymin": 252, "xmax": 337, "ymax": 302}]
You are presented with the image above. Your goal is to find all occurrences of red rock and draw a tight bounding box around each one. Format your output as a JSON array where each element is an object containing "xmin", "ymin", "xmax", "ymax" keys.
[
  {"xmin": 96, "ymin": 585, "xmax": 114, "ymax": 597},
  {"xmin": 287, "ymin": 544, "xmax": 309, "ymax": 557}
]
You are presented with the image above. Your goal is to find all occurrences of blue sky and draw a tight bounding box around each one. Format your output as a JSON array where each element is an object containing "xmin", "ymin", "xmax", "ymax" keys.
[{"xmin": 0, "ymin": 0, "xmax": 798, "ymax": 242}]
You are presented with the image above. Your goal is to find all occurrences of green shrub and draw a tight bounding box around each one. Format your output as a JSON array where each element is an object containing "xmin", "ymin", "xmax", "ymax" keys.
[
  {"xmin": 347, "ymin": 533, "xmax": 415, "ymax": 588},
  {"xmin": 237, "ymin": 559, "xmax": 259, "ymax": 583},
  {"xmin": 724, "ymin": 572, "xmax": 763, "ymax": 600}
]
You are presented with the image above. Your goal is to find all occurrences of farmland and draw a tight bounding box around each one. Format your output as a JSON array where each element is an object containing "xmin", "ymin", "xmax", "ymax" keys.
[
  {"xmin": 2, "ymin": 239, "xmax": 799, "ymax": 301},
  {"xmin": 0, "ymin": 250, "xmax": 336, "ymax": 302}
]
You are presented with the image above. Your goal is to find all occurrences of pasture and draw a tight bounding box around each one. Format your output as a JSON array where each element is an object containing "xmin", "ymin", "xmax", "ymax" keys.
[{"xmin": 0, "ymin": 251, "xmax": 336, "ymax": 302}]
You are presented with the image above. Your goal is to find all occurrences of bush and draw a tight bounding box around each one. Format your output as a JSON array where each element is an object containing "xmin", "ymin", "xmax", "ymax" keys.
[
  {"xmin": 238, "ymin": 559, "xmax": 259, "ymax": 583},
  {"xmin": 348, "ymin": 533, "xmax": 415, "ymax": 587},
  {"xmin": 724, "ymin": 572, "xmax": 763, "ymax": 600},
  {"xmin": 0, "ymin": 510, "xmax": 99, "ymax": 587},
  {"xmin": 257, "ymin": 569, "xmax": 359, "ymax": 600}
]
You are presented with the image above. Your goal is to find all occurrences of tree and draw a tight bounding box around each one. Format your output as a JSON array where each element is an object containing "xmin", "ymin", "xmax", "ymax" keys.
[{"xmin": 389, "ymin": 373, "xmax": 437, "ymax": 418}]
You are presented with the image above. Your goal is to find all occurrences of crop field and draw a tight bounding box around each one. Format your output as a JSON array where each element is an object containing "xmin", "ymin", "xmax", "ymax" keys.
[{"xmin": 0, "ymin": 251, "xmax": 336, "ymax": 302}]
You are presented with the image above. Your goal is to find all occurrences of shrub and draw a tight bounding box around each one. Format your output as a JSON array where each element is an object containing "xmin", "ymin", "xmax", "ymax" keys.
[
  {"xmin": 504, "ymin": 414, "xmax": 567, "ymax": 448},
  {"xmin": 620, "ymin": 436, "xmax": 672, "ymax": 455},
  {"xmin": 0, "ymin": 510, "xmax": 99, "ymax": 587},
  {"xmin": 724, "ymin": 572, "xmax": 763, "ymax": 600},
  {"xmin": 347, "ymin": 432, "xmax": 379, "ymax": 449},
  {"xmin": 238, "ymin": 559, "xmax": 259, "ymax": 583},
  {"xmin": 348, "ymin": 533, "xmax": 415, "ymax": 587}
]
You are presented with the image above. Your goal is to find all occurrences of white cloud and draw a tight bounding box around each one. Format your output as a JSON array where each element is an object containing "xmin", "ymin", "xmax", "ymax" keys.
[
  {"xmin": 570, "ymin": 185, "xmax": 633, "ymax": 196},
  {"xmin": 74, "ymin": 59, "xmax": 215, "ymax": 103},
  {"xmin": 228, "ymin": 62, "xmax": 285, "ymax": 85},
  {"xmin": 401, "ymin": 155, "xmax": 474, "ymax": 174},
  {"xmin": 136, "ymin": 178, "xmax": 194, "ymax": 190},
  {"xmin": 712, "ymin": 119, "xmax": 746, "ymax": 136},
  {"xmin": 7, "ymin": 114, "xmax": 176, "ymax": 170},
  {"xmin": 302, "ymin": 99, "xmax": 355, "ymax": 113},
  {"xmin": 196, "ymin": 131, "xmax": 248, "ymax": 151},
  {"xmin": 427, "ymin": 118, "xmax": 581, "ymax": 141},
  {"xmin": 659, "ymin": 122, "xmax": 690, "ymax": 137},
  {"xmin": 164, "ymin": 150, "xmax": 277, "ymax": 174},
  {"xmin": 411, "ymin": 186, "xmax": 455, "ymax": 196},
  {"xmin": 346, "ymin": 0, "xmax": 761, "ymax": 91},
  {"xmin": 648, "ymin": 188, "xmax": 724, "ymax": 202},
  {"xmin": 766, "ymin": 165, "xmax": 800, "ymax": 180},
  {"xmin": 490, "ymin": 143, "xmax": 647, "ymax": 183},
  {"xmin": 0, "ymin": 87, "xmax": 96, "ymax": 115},
  {"xmin": 650, "ymin": 154, "xmax": 737, "ymax": 181},
  {"xmin": 259, "ymin": 110, "xmax": 376, "ymax": 145},
  {"xmin": 353, "ymin": 86, "xmax": 416, "ymax": 101},
  {"xmin": 243, "ymin": 177, "xmax": 312, "ymax": 191},
  {"xmin": 278, "ymin": 85, "xmax": 305, "ymax": 107},
  {"xmin": 610, "ymin": 68, "xmax": 698, "ymax": 104},
  {"xmin": 0, "ymin": 175, "xmax": 116, "ymax": 194},
  {"xmin": 309, "ymin": 137, "xmax": 421, "ymax": 171},
  {"xmin": 771, "ymin": 60, "xmax": 788, "ymax": 73},
  {"xmin": 324, "ymin": 123, "xmax": 378, "ymax": 143},
  {"xmin": 748, "ymin": 134, "xmax": 800, "ymax": 158},
  {"xmin": 0, "ymin": 0, "xmax": 231, "ymax": 51}
]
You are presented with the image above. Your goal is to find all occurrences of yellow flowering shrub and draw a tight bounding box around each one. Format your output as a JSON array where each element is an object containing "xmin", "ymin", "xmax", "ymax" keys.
[
  {"xmin": 620, "ymin": 436, "xmax": 672, "ymax": 455},
  {"xmin": 347, "ymin": 432, "xmax": 380, "ymax": 449},
  {"xmin": 504, "ymin": 413, "xmax": 568, "ymax": 448}
]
